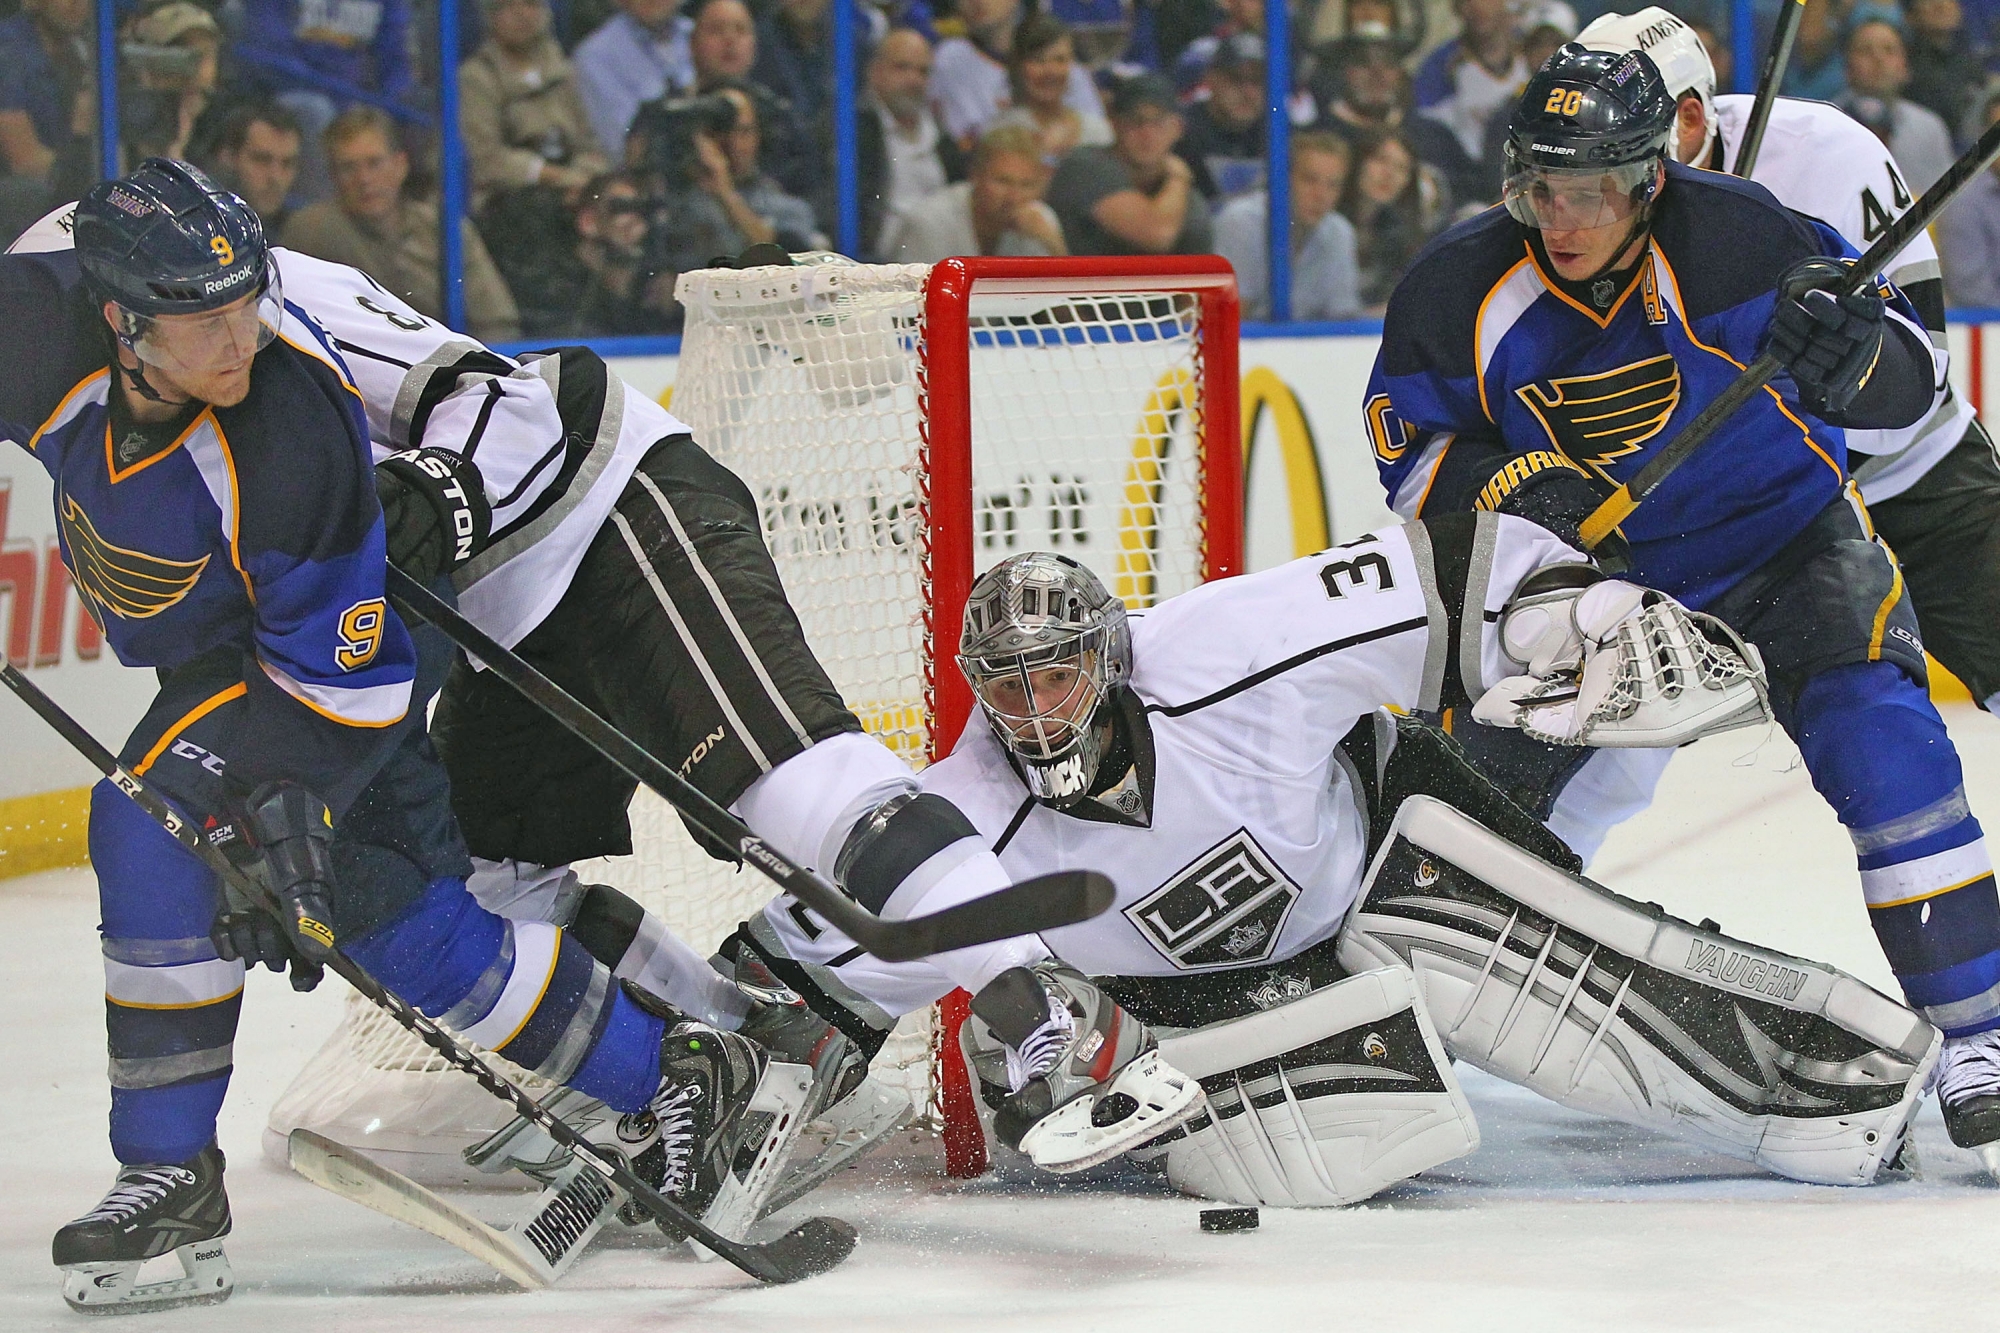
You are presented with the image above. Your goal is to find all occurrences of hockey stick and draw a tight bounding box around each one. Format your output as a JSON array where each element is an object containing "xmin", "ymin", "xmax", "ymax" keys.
[
  {"xmin": 0, "ymin": 661, "xmax": 854, "ymax": 1286},
  {"xmin": 1578, "ymin": 111, "xmax": 2000, "ymax": 550},
  {"xmin": 1733, "ymin": 0, "xmax": 1806, "ymax": 179},
  {"xmin": 383, "ymin": 564, "xmax": 1113, "ymax": 962}
]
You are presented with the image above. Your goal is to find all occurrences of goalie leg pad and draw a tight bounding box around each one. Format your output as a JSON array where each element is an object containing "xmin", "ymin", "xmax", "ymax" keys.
[
  {"xmin": 1339, "ymin": 796, "xmax": 1940, "ymax": 1186},
  {"xmin": 1155, "ymin": 966, "xmax": 1479, "ymax": 1207}
]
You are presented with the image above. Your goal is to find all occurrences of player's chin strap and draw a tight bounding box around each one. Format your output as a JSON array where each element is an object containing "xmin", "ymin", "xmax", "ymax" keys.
[{"xmin": 104, "ymin": 316, "xmax": 186, "ymax": 407}]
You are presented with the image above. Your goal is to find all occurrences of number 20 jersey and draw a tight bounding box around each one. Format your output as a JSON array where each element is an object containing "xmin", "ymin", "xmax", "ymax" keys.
[{"xmin": 917, "ymin": 514, "xmax": 1581, "ymax": 979}]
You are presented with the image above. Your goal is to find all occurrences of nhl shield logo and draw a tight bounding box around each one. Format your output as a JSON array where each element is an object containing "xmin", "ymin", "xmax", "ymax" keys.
[
  {"xmin": 1516, "ymin": 354, "xmax": 1682, "ymax": 485},
  {"xmin": 1124, "ymin": 829, "xmax": 1302, "ymax": 971}
]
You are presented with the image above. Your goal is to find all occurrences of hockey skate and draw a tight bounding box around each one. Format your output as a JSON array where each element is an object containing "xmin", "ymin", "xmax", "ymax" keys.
[
  {"xmin": 965, "ymin": 962, "xmax": 1205, "ymax": 1173},
  {"xmin": 1936, "ymin": 1028, "xmax": 2000, "ymax": 1178},
  {"xmin": 53, "ymin": 1142, "xmax": 233, "ymax": 1315}
]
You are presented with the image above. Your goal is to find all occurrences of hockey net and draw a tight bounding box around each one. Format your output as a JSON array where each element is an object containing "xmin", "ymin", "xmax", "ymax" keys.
[{"xmin": 263, "ymin": 255, "xmax": 1241, "ymax": 1186}]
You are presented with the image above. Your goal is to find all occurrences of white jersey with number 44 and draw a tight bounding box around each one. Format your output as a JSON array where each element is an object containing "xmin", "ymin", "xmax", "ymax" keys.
[{"xmin": 1713, "ymin": 93, "xmax": 1971, "ymax": 502}]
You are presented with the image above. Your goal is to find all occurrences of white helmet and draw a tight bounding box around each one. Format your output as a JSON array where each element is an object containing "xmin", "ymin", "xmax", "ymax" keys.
[{"xmin": 1576, "ymin": 8, "xmax": 1717, "ymax": 165}]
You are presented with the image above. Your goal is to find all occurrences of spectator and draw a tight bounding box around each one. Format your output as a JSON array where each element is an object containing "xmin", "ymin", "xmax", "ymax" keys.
[
  {"xmin": 1341, "ymin": 124, "xmax": 1441, "ymax": 310},
  {"xmin": 826, "ymin": 27, "xmax": 966, "ymax": 259},
  {"xmin": 1782, "ymin": 0, "xmax": 1848, "ymax": 102},
  {"xmin": 1175, "ymin": 32, "xmax": 1266, "ymax": 200},
  {"xmin": 889, "ymin": 123, "xmax": 1065, "ymax": 259},
  {"xmin": 120, "ymin": 3, "xmax": 223, "ymax": 164},
  {"xmin": 573, "ymin": 0, "xmax": 695, "ymax": 163},
  {"xmin": 1687, "ymin": 17, "xmax": 1731, "ymax": 90},
  {"xmin": 931, "ymin": 0, "xmax": 1108, "ymax": 146},
  {"xmin": 1213, "ymin": 128, "xmax": 1362, "ymax": 319},
  {"xmin": 1046, "ymin": 72, "xmax": 1213, "ymax": 254},
  {"xmin": 0, "ymin": 0, "xmax": 93, "ymax": 240},
  {"xmin": 641, "ymin": 83, "xmax": 821, "ymax": 311},
  {"xmin": 991, "ymin": 15, "xmax": 1113, "ymax": 162},
  {"xmin": 1905, "ymin": 0, "xmax": 1985, "ymax": 138},
  {"xmin": 460, "ymin": 0, "xmax": 609, "ymax": 332},
  {"xmin": 463, "ymin": 0, "xmax": 608, "ymax": 209},
  {"xmin": 1412, "ymin": 0, "xmax": 1524, "ymax": 162},
  {"xmin": 1840, "ymin": 12, "xmax": 1954, "ymax": 191},
  {"xmin": 1941, "ymin": 90, "xmax": 2000, "ymax": 304},
  {"xmin": 204, "ymin": 101, "xmax": 304, "ymax": 231},
  {"xmin": 680, "ymin": 0, "xmax": 811, "ymax": 190},
  {"xmin": 283, "ymin": 107, "xmax": 522, "ymax": 340},
  {"xmin": 1314, "ymin": 27, "xmax": 1478, "ymax": 209},
  {"xmin": 1155, "ymin": 0, "xmax": 1224, "ymax": 72},
  {"xmin": 1173, "ymin": 0, "xmax": 1264, "ymax": 88},
  {"xmin": 689, "ymin": 0, "xmax": 758, "ymax": 89},
  {"xmin": 236, "ymin": 0, "xmax": 416, "ymax": 200},
  {"xmin": 754, "ymin": 0, "xmax": 837, "ymax": 124},
  {"xmin": 1469, "ymin": 16, "xmax": 1571, "ymax": 209},
  {"xmin": 570, "ymin": 172, "xmax": 672, "ymax": 334}
]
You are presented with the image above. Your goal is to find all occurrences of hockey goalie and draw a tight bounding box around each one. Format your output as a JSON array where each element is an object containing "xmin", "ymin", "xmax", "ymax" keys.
[{"xmin": 733, "ymin": 512, "xmax": 1941, "ymax": 1207}]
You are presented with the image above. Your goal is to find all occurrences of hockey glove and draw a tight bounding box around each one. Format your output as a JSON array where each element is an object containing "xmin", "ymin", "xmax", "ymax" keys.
[
  {"xmin": 375, "ymin": 447, "xmax": 492, "ymax": 584},
  {"xmin": 211, "ymin": 781, "xmax": 339, "ymax": 991},
  {"xmin": 1768, "ymin": 257, "xmax": 1884, "ymax": 416},
  {"xmin": 1469, "ymin": 450, "xmax": 1631, "ymax": 573}
]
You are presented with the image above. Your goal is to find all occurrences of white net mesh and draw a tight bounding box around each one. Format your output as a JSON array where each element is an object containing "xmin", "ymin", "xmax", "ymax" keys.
[{"xmin": 263, "ymin": 257, "xmax": 1217, "ymax": 1186}]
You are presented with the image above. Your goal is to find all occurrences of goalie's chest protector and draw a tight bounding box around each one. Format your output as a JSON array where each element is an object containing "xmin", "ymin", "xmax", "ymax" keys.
[
  {"xmin": 1373, "ymin": 168, "xmax": 1886, "ymax": 610},
  {"xmin": 925, "ymin": 526, "xmax": 1479, "ymax": 979}
]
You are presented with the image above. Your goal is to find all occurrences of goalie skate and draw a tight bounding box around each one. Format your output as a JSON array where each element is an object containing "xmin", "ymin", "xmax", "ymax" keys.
[{"xmin": 54, "ymin": 1142, "xmax": 234, "ymax": 1316}]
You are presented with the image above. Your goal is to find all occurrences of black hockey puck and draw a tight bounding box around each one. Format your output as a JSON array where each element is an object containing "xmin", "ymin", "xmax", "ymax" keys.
[{"xmin": 1200, "ymin": 1207, "xmax": 1259, "ymax": 1233}]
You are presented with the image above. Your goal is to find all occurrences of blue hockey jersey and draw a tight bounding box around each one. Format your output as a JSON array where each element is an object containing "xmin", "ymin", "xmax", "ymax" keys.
[
  {"xmin": 1, "ymin": 248, "xmax": 417, "ymax": 808},
  {"xmin": 1367, "ymin": 164, "xmax": 1944, "ymax": 610}
]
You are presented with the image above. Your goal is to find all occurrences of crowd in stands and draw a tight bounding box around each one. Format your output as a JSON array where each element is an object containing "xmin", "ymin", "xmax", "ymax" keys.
[{"xmin": 10, "ymin": 0, "xmax": 2000, "ymax": 336}]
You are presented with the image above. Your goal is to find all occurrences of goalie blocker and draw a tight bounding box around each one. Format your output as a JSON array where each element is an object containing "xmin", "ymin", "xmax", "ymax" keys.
[{"xmin": 1340, "ymin": 796, "xmax": 1940, "ymax": 1186}]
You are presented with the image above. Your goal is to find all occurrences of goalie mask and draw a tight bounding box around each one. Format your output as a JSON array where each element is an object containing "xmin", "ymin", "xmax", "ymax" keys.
[{"xmin": 959, "ymin": 553, "xmax": 1131, "ymax": 808}]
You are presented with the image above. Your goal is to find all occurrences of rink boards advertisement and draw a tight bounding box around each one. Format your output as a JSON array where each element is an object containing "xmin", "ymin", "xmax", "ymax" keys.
[{"xmin": 2, "ymin": 325, "xmax": 1990, "ymax": 878}]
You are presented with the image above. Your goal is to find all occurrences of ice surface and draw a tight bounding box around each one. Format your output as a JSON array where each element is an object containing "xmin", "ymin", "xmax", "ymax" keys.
[{"xmin": 7, "ymin": 709, "xmax": 2000, "ymax": 1331}]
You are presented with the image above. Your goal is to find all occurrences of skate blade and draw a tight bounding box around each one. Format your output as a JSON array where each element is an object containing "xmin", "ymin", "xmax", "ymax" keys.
[
  {"xmin": 1975, "ymin": 1139, "xmax": 2000, "ymax": 1185},
  {"xmin": 1022, "ymin": 1048, "xmax": 1208, "ymax": 1175},
  {"xmin": 62, "ymin": 1242, "xmax": 233, "ymax": 1316},
  {"xmin": 461, "ymin": 1086, "xmax": 614, "ymax": 1177},
  {"xmin": 689, "ymin": 1061, "xmax": 814, "ymax": 1263},
  {"xmin": 759, "ymin": 1079, "xmax": 916, "ymax": 1221}
]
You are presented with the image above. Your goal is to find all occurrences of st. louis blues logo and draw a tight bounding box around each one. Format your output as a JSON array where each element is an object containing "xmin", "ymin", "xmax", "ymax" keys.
[
  {"xmin": 60, "ymin": 493, "xmax": 208, "ymax": 620},
  {"xmin": 1516, "ymin": 354, "xmax": 1682, "ymax": 484}
]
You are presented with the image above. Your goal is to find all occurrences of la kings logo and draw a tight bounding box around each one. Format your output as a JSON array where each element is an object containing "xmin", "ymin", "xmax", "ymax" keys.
[{"xmin": 1124, "ymin": 829, "xmax": 1301, "ymax": 971}]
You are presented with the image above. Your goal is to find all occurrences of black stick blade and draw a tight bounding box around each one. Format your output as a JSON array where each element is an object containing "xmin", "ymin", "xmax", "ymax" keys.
[
  {"xmin": 866, "ymin": 870, "xmax": 1117, "ymax": 962},
  {"xmin": 751, "ymin": 1217, "xmax": 859, "ymax": 1283}
]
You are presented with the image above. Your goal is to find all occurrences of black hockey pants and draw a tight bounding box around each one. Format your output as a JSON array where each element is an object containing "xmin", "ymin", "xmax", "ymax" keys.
[{"xmin": 430, "ymin": 434, "xmax": 863, "ymax": 870}]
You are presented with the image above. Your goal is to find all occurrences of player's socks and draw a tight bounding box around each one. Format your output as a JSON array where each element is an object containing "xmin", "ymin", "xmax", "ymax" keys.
[
  {"xmin": 1788, "ymin": 664, "xmax": 2000, "ymax": 1039},
  {"xmin": 344, "ymin": 876, "xmax": 667, "ymax": 1112}
]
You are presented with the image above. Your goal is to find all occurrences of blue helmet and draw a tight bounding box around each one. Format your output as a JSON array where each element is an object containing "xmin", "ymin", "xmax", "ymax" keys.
[
  {"xmin": 74, "ymin": 159, "xmax": 270, "ymax": 317},
  {"xmin": 1506, "ymin": 44, "xmax": 1676, "ymax": 176}
]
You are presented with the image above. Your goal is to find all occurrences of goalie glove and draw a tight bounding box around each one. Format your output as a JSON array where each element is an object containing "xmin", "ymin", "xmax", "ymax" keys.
[
  {"xmin": 375, "ymin": 447, "xmax": 491, "ymax": 583},
  {"xmin": 1471, "ymin": 568, "xmax": 1771, "ymax": 747}
]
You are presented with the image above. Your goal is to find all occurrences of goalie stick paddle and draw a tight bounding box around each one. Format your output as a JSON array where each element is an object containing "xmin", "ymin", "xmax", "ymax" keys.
[
  {"xmin": 1578, "ymin": 110, "xmax": 2000, "ymax": 551},
  {"xmin": 0, "ymin": 661, "xmax": 855, "ymax": 1286},
  {"xmin": 382, "ymin": 565, "xmax": 1114, "ymax": 961},
  {"xmin": 1733, "ymin": 0, "xmax": 1806, "ymax": 180}
]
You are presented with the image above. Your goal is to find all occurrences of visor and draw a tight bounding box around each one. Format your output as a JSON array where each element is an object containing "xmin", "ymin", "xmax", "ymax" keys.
[
  {"xmin": 1502, "ymin": 159, "xmax": 1657, "ymax": 230},
  {"xmin": 125, "ymin": 260, "xmax": 282, "ymax": 380}
]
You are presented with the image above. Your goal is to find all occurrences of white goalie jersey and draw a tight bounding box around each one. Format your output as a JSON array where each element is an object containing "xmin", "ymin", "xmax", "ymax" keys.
[
  {"xmin": 1713, "ymin": 94, "xmax": 1970, "ymax": 502},
  {"xmin": 910, "ymin": 514, "xmax": 1584, "ymax": 982}
]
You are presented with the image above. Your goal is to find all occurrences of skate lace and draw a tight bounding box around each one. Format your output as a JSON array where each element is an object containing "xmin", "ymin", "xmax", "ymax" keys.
[
  {"xmin": 80, "ymin": 1166, "xmax": 196, "ymax": 1224},
  {"xmin": 649, "ymin": 1083, "xmax": 703, "ymax": 1195},
  {"xmin": 1935, "ymin": 1029, "xmax": 2000, "ymax": 1106},
  {"xmin": 1005, "ymin": 998, "xmax": 1076, "ymax": 1093}
]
